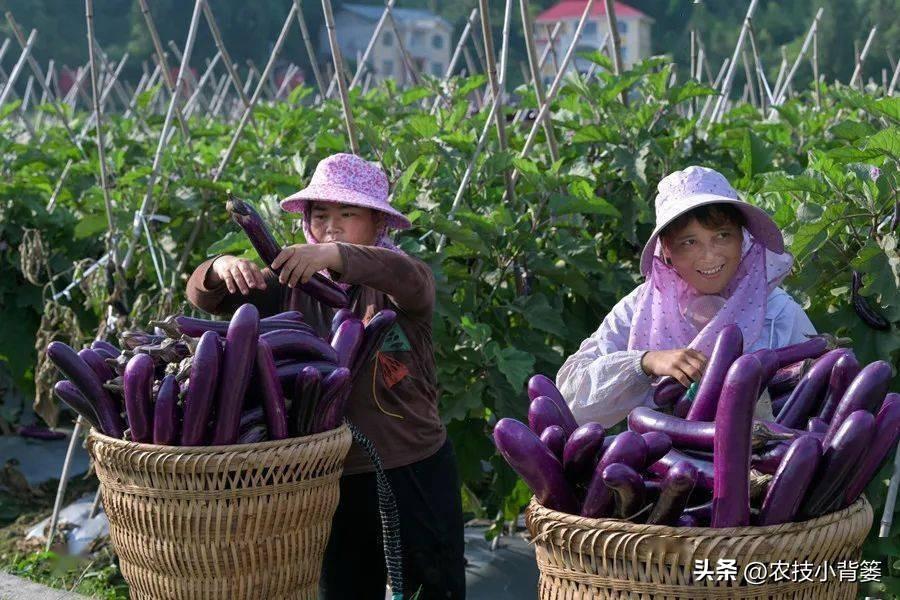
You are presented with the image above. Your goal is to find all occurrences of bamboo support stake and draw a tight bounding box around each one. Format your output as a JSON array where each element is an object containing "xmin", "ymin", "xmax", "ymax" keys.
[
  {"xmin": 362, "ymin": 70, "xmax": 374, "ymax": 94},
  {"xmin": 334, "ymin": 0, "xmax": 396, "ymax": 93},
  {"xmin": 709, "ymin": 0, "xmax": 758, "ymax": 125},
  {"xmin": 221, "ymin": 3, "xmax": 303, "ymax": 171},
  {"xmin": 519, "ymin": 0, "xmax": 559, "ymax": 161},
  {"xmin": 203, "ymin": 1, "xmax": 258, "ymax": 126},
  {"xmin": 543, "ymin": 23, "xmax": 561, "ymax": 76},
  {"xmin": 889, "ymin": 59, "xmax": 900, "ymax": 97},
  {"xmin": 291, "ymin": 0, "xmax": 327, "ymax": 101},
  {"xmin": 46, "ymin": 159, "xmax": 73, "ymax": 213},
  {"xmin": 79, "ymin": 52, "xmax": 129, "ymax": 138},
  {"xmin": 698, "ymin": 56, "xmax": 730, "ymax": 124},
  {"xmin": 880, "ymin": 442, "xmax": 900, "ymax": 537},
  {"xmin": 33, "ymin": 59, "xmax": 54, "ymax": 130},
  {"xmin": 478, "ymin": 0, "xmax": 515, "ymax": 202},
  {"xmin": 20, "ymin": 74, "xmax": 34, "ymax": 111},
  {"xmin": 46, "ymin": 417, "xmax": 84, "ymax": 551},
  {"xmin": 849, "ymin": 26, "xmax": 877, "ymax": 89},
  {"xmin": 690, "ymin": 28, "xmax": 698, "ymax": 116},
  {"xmin": 122, "ymin": 0, "xmax": 204, "ymax": 273},
  {"xmin": 275, "ymin": 63, "xmax": 298, "ymax": 99},
  {"xmin": 746, "ymin": 22, "xmax": 770, "ymax": 110},
  {"xmin": 603, "ymin": 0, "xmax": 627, "ymax": 105},
  {"xmin": 513, "ymin": 22, "xmax": 564, "ymax": 123},
  {"xmin": 0, "ymin": 30, "xmax": 34, "ymax": 109},
  {"xmin": 768, "ymin": 8, "xmax": 823, "ymax": 117},
  {"xmin": 741, "ymin": 50, "xmax": 758, "ymax": 109},
  {"xmin": 387, "ymin": 9, "xmax": 421, "ymax": 88}
]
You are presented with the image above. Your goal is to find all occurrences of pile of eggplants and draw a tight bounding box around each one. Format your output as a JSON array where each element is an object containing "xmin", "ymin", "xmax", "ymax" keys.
[
  {"xmin": 46, "ymin": 303, "xmax": 396, "ymax": 446},
  {"xmin": 495, "ymin": 327, "xmax": 899, "ymax": 528}
]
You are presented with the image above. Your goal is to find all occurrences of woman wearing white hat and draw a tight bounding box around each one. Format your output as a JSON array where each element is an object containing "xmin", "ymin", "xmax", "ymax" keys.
[{"xmin": 556, "ymin": 166, "xmax": 817, "ymax": 428}]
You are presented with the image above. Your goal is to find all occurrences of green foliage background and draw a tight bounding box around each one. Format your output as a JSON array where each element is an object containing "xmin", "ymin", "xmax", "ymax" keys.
[{"xmin": 0, "ymin": 50, "xmax": 899, "ymax": 596}]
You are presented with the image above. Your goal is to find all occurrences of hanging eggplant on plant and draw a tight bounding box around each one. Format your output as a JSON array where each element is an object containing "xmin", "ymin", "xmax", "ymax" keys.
[{"xmin": 851, "ymin": 270, "xmax": 890, "ymax": 331}]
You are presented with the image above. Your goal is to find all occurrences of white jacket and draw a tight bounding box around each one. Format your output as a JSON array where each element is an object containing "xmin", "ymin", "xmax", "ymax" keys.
[{"xmin": 556, "ymin": 284, "xmax": 818, "ymax": 428}]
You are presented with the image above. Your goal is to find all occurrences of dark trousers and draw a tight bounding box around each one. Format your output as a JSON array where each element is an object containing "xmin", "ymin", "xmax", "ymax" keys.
[{"xmin": 320, "ymin": 438, "xmax": 466, "ymax": 600}]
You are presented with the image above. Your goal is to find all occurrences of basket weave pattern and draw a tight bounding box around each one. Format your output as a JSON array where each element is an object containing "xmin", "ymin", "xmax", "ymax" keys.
[
  {"xmin": 525, "ymin": 495, "xmax": 873, "ymax": 599},
  {"xmin": 87, "ymin": 425, "xmax": 352, "ymax": 600}
]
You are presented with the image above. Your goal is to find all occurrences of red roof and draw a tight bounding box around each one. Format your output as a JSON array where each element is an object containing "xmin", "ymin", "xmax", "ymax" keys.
[{"xmin": 536, "ymin": 1, "xmax": 647, "ymax": 22}]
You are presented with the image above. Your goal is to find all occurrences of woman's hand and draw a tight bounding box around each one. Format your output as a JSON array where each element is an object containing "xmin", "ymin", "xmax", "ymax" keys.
[
  {"xmin": 271, "ymin": 243, "xmax": 343, "ymax": 287},
  {"xmin": 210, "ymin": 256, "xmax": 267, "ymax": 295},
  {"xmin": 640, "ymin": 349, "xmax": 708, "ymax": 387}
]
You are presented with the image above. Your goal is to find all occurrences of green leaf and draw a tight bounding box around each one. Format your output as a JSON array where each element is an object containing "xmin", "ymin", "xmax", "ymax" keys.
[
  {"xmin": 400, "ymin": 86, "xmax": 432, "ymax": 105},
  {"xmin": 511, "ymin": 293, "xmax": 567, "ymax": 335},
  {"xmin": 206, "ymin": 230, "xmax": 252, "ymax": 257},
  {"xmin": 866, "ymin": 127, "xmax": 900, "ymax": 158},
  {"xmin": 407, "ymin": 114, "xmax": 439, "ymax": 138},
  {"xmin": 829, "ymin": 120, "xmax": 876, "ymax": 141},
  {"xmin": 739, "ymin": 130, "xmax": 774, "ymax": 178},
  {"xmin": 488, "ymin": 344, "xmax": 535, "ymax": 391},
  {"xmin": 760, "ymin": 173, "xmax": 829, "ymax": 197},
  {"xmin": 667, "ymin": 80, "xmax": 716, "ymax": 105},
  {"xmin": 73, "ymin": 214, "xmax": 108, "ymax": 239}
]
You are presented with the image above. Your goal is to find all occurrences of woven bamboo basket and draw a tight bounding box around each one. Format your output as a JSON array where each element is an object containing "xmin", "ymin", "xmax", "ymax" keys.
[
  {"xmin": 87, "ymin": 424, "xmax": 352, "ymax": 600},
  {"xmin": 525, "ymin": 494, "xmax": 873, "ymax": 599}
]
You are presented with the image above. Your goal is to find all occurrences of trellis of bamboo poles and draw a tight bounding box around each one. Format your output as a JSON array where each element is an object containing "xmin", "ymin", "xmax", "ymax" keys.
[
  {"xmin": 290, "ymin": 0, "xmax": 326, "ymax": 101},
  {"xmin": 741, "ymin": 50, "xmax": 758, "ymax": 109},
  {"xmin": 708, "ymin": 0, "xmax": 758, "ymax": 126},
  {"xmin": 767, "ymin": 8, "xmax": 823, "ymax": 120},
  {"xmin": 325, "ymin": 0, "xmax": 395, "ymax": 99},
  {"xmin": 746, "ymin": 22, "xmax": 771, "ymax": 111},
  {"xmin": 512, "ymin": 21, "xmax": 563, "ymax": 124},
  {"xmin": 183, "ymin": 51, "xmax": 222, "ymax": 117},
  {"xmin": 697, "ymin": 56, "xmax": 730, "ymax": 124},
  {"xmin": 519, "ymin": 0, "xmax": 559, "ymax": 162},
  {"xmin": 849, "ymin": 26, "xmax": 877, "ymax": 89}
]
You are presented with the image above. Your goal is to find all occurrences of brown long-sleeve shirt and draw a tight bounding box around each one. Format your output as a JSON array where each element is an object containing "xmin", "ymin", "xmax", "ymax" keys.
[{"xmin": 185, "ymin": 243, "xmax": 446, "ymax": 475}]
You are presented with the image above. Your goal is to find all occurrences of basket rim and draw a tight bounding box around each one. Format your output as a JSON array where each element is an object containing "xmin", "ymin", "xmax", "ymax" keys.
[
  {"xmin": 87, "ymin": 421, "xmax": 350, "ymax": 454},
  {"xmin": 527, "ymin": 493, "xmax": 871, "ymax": 538}
]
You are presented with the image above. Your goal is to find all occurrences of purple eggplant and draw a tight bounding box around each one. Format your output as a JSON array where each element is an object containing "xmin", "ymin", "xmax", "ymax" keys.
[
  {"xmin": 527, "ymin": 374, "xmax": 578, "ymax": 435},
  {"xmin": 331, "ymin": 318, "xmax": 364, "ymax": 369},
  {"xmin": 581, "ymin": 431, "xmax": 647, "ymax": 518},
  {"xmin": 91, "ymin": 340, "xmax": 121, "ymax": 357},
  {"xmin": 822, "ymin": 360, "xmax": 892, "ymax": 448},
  {"xmin": 653, "ymin": 377, "xmax": 686, "ymax": 408},
  {"xmin": 330, "ymin": 308, "xmax": 354, "ymax": 342},
  {"xmin": 260, "ymin": 328, "xmax": 338, "ymax": 363},
  {"xmin": 647, "ymin": 460, "xmax": 698, "ymax": 525},
  {"xmin": 263, "ymin": 310, "xmax": 305, "ymax": 323},
  {"xmin": 817, "ymin": 353, "xmax": 861, "ymax": 422},
  {"xmin": 776, "ymin": 349, "xmax": 851, "ymax": 428},
  {"xmin": 256, "ymin": 339, "xmax": 288, "ymax": 440},
  {"xmin": 277, "ymin": 360, "xmax": 338, "ymax": 395},
  {"xmin": 316, "ymin": 367, "xmax": 353, "ymax": 432},
  {"xmin": 750, "ymin": 348, "xmax": 779, "ymax": 387},
  {"xmin": 642, "ymin": 431, "xmax": 673, "ymax": 466},
  {"xmin": 528, "ymin": 396, "xmax": 573, "ymax": 438},
  {"xmin": 602, "ymin": 463, "xmax": 646, "ymax": 519},
  {"xmin": 239, "ymin": 406, "xmax": 265, "ymax": 433},
  {"xmin": 53, "ymin": 380, "xmax": 103, "ymax": 431},
  {"xmin": 676, "ymin": 514, "xmax": 699, "ymax": 527},
  {"xmin": 493, "ymin": 418, "xmax": 579, "ymax": 513},
  {"xmin": 801, "ymin": 410, "xmax": 875, "ymax": 519},
  {"xmin": 687, "ymin": 325, "xmax": 743, "ymax": 421},
  {"xmin": 180, "ymin": 331, "xmax": 221, "ymax": 446},
  {"xmin": 807, "ymin": 417, "xmax": 828, "ymax": 433},
  {"xmin": 649, "ymin": 449, "xmax": 715, "ymax": 490},
  {"xmin": 46, "ymin": 341, "xmax": 124, "ymax": 438},
  {"xmin": 774, "ymin": 335, "xmax": 831, "ymax": 368},
  {"xmin": 153, "ymin": 375, "xmax": 181, "ymax": 445},
  {"xmin": 628, "ymin": 407, "xmax": 787, "ymax": 451},
  {"xmin": 539, "ymin": 425, "xmax": 566, "ymax": 461},
  {"xmin": 289, "ymin": 366, "xmax": 322, "ymax": 437},
  {"xmin": 226, "ymin": 195, "xmax": 350, "ymax": 308},
  {"xmin": 768, "ymin": 359, "xmax": 812, "ymax": 396},
  {"xmin": 757, "ymin": 435, "xmax": 821, "ymax": 525},
  {"xmin": 78, "ymin": 348, "xmax": 116, "ymax": 382},
  {"xmin": 211, "ymin": 304, "xmax": 260, "ymax": 445},
  {"xmin": 673, "ymin": 396, "xmax": 692, "ymax": 418},
  {"xmin": 844, "ymin": 395, "xmax": 900, "ymax": 506},
  {"xmin": 711, "ymin": 354, "xmax": 762, "ymax": 528},
  {"xmin": 682, "ymin": 501, "xmax": 713, "ymax": 524},
  {"xmin": 562, "ymin": 422, "xmax": 605, "ymax": 480},
  {"xmin": 350, "ymin": 310, "xmax": 398, "ymax": 382},
  {"xmin": 124, "ymin": 353, "xmax": 155, "ymax": 443}
]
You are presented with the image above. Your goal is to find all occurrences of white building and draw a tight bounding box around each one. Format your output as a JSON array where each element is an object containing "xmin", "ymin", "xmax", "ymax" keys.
[
  {"xmin": 321, "ymin": 4, "xmax": 452, "ymax": 85},
  {"xmin": 535, "ymin": 1, "xmax": 653, "ymax": 80}
]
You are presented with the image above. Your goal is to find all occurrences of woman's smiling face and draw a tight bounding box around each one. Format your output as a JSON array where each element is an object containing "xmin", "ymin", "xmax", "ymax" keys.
[{"xmin": 662, "ymin": 217, "xmax": 743, "ymax": 295}]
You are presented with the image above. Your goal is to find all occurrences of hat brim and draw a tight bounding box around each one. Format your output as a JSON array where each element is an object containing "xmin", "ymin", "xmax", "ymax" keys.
[
  {"xmin": 280, "ymin": 184, "xmax": 411, "ymax": 230},
  {"xmin": 639, "ymin": 194, "xmax": 784, "ymax": 276}
]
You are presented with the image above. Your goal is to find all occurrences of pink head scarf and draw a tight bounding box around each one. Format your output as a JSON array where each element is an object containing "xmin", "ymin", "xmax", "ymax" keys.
[{"xmin": 627, "ymin": 229, "xmax": 793, "ymax": 356}]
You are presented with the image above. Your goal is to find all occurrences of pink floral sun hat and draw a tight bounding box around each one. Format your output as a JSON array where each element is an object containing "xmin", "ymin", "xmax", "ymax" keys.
[
  {"xmin": 280, "ymin": 153, "xmax": 411, "ymax": 230},
  {"xmin": 640, "ymin": 166, "xmax": 784, "ymax": 277}
]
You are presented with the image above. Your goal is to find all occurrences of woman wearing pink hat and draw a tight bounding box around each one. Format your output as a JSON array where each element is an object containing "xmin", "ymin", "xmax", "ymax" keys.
[
  {"xmin": 556, "ymin": 166, "xmax": 817, "ymax": 428},
  {"xmin": 186, "ymin": 153, "xmax": 465, "ymax": 599}
]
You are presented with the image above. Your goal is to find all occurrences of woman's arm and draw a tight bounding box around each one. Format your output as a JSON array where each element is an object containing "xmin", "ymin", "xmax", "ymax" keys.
[
  {"xmin": 555, "ymin": 285, "xmax": 655, "ymax": 428},
  {"xmin": 186, "ymin": 255, "xmax": 282, "ymax": 316}
]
